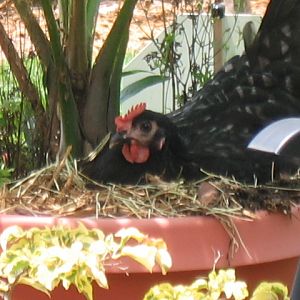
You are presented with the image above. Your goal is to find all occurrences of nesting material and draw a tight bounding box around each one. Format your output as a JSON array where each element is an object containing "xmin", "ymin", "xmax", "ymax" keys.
[{"xmin": 1, "ymin": 155, "xmax": 299, "ymax": 219}]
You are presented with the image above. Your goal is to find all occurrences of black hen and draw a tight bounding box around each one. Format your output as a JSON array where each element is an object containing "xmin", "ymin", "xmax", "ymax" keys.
[{"xmin": 84, "ymin": 0, "xmax": 300, "ymax": 184}]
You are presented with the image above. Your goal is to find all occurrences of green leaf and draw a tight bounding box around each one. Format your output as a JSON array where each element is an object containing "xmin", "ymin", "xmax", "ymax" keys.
[
  {"xmin": 39, "ymin": 0, "xmax": 83, "ymax": 157},
  {"xmin": 121, "ymin": 75, "xmax": 167, "ymax": 103},
  {"xmin": 89, "ymin": 240, "xmax": 107, "ymax": 257},
  {"xmin": 120, "ymin": 245, "xmax": 157, "ymax": 273},
  {"xmin": 190, "ymin": 278, "xmax": 208, "ymax": 290},
  {"xmin": 115, "ymin": 227, "xmax": 147, "ymax": 243},
  {"xmin": 223, "ymin": 281, "xmax": 248, "ymax": 300},
  {"xmin": 83, "ymin": 0, "xmax": 139, "ymax": 144},
  {"xmin": 19, "ymin": 277, "xmax": 51, "ymax": 297},
  {"xmin": 0, "ymin": 226, "xmax": 24, "ymax": 251},
  {"xmin": 143, "ymin": 269, "xmax": 249, "ymax": 300},
  {"xmin": 85, "ymin": 254, "xmax": 108, "ymax": 289},
  {"xmin": 251, "ymin": 282, "xmax": 290, "ymax": 300},
  {"xmin": 122, "ymin": 69, "xmax": 153, "ymax": 77},
  {"xmin": 5, "ymin": 259, "xmax": 29, "ymax": 284},
  {"xmin": 143, "ymin": 283, "xmax": 175, "ymax": 300},
  {"xmin": 75, "ymin": 273, "xmax": 93, "ymax": 300},
  {"xmin": 0, "ymin": 225, "xmax": 171, "ymax": 300},
  {"xmin": 40, "ymin": 0, "xmax": 63, "ymax": 64},
  {"xmin": 251, "ymin": 291, "xmax": 279, "ymax": 300},
  {"xmin": 86, "ymin": 0, "xmax": 102, "ymax": 63},
  {"xmin": 66, "ymin": 1, "xmax": 89, "ymax": 76},
  {"xmin": 0, "ymin": 279, "xmax": 9, "ymax": 293},
  {"xmin": 155, "ymin": 248, "xmax": 172, "ymax": 275}
]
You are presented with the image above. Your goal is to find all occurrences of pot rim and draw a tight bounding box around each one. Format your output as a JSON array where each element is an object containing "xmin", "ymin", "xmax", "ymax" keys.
[{"xmin": 0, "ymin": 205, "xmax": 299, "ymax": 273}]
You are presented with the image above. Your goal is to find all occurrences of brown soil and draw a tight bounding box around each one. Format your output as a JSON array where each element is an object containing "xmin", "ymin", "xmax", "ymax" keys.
[
  {"xmin": 91, "ymin": 0, "xmax": 270, "ymax": 55},
  {"xmin": 0, "ymin": 0, "xmax": 269, "ymax": 58},
  {"xmin": 96, "ymin": 0, "xmax": 270, "ymax": 54}
]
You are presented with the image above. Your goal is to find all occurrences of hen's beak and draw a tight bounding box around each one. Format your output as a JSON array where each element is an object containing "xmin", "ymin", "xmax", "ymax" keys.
[{"xmin": 109, "ymin": 132, "xmax": 128, "ymax": 149}]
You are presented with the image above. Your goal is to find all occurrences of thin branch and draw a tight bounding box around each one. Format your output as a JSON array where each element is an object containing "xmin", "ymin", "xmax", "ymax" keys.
[{"xmin": 13, "ymin": 0, "xmax": 52, "ymax": 67}]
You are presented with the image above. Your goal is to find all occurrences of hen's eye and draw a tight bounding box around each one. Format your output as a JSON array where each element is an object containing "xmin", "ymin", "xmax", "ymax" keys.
[{"xmin": 140, "ymin": 121, "xmax": 152, "ymax": 132}]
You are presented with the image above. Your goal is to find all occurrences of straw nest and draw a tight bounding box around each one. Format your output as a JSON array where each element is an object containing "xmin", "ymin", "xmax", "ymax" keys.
[{"xmin": 1, "ymin": 150, "xmax": 300, "ymax": 219}]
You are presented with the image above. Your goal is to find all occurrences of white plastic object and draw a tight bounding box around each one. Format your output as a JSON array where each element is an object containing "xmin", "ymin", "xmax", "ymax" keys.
[{"xmin": 248, "ymin": 118, "xmax": 300, "ymax": 154}]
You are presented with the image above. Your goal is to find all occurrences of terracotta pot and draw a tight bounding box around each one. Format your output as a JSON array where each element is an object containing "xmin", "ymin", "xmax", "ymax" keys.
[{"xmin": 1, "ymin": 205, "xmax": 299, "ymax": 300}]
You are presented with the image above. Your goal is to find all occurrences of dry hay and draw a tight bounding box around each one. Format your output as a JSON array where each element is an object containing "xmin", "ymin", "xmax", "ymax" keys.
[{"xmin": 1, "ymin": 149, "xmax": 300, "ymax": 219}]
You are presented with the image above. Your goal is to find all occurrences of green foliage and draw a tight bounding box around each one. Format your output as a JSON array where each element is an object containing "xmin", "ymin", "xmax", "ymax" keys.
[
  {"xmin": 144, "ymin": 269, "xmax": 249, "ymax": 300},
  {"xmin": 23, "ymin": 55, "xmax": 47, "ymax": 109},
  {"xmin": 251, "ymin": 282, "xmax": 290, "ymax": 300},
  {"xmin": 0, "ymin": 163, "xmax": 12, "ymax": 187},
  {"xmin": 121, "ymin": 73, "xmax": 167, "ymax": 102},
  {"xmin": 144, "ymin": 13, "xmax": 215, "ymax": 109},
  {"xmin": 143, "ymin": 269, "xmax": 290, "ymax": 300},
  {"xmin": 0, "ymin": 56, "xmax": 46, "ymax": 177},
  {"xmin": 233, "ymin": 0, "xmax": 247, "ymax": 12},
  {"xmin": 0, "ymin": 225, "xmax": 172, "ymax": 300},
  {"xmin": 124, "ymin": 50, "xmax": 138, "ymax": 66}
]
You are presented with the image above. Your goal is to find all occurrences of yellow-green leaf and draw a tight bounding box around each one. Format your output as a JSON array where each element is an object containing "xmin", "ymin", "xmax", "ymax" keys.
[
  {"xmin": 115, "ymin": 227, "xmax": 147, "ymax": 243},
  {"xmin": 0, "ymin": 226, "xmax": 23, "ymax": 251},
  {"xmin": 250, "ymin": 291, "xmax": 279, "ymax": 300},
  {"xmin": 0, "ymin": 225, "xmax": 171, "ymax": 300},
  {"xmin": 91, "ymin": 267, "xmax": 108, "ymax": 289},
  {"xmin": 155, "ymin": 248, "xmax": 172, "ymax": 275},
  {"xmin": 76, "ymin": 274, "xmax": 93, "ymax": 300},
  {"xmin": 89, "ymin": 240, "xmax": 108, "ymax": 257},
  {"xmin": 85, "ymin": 254, "xmax": 108, "ymax": 289},
  {"xmin": 223, "ymin": 281, "xmax": 248, "ymax": 300},
  {"xmin": 251, "ymin": 282, "xmax": 290, "ymax": 300},
  {"xmin": 0, "ymin": 279, "xmax": 9, "ymax": 292},
  {"xmin": 190, "ymin": 278, "xmax": 207, "ymax": 290},
  {"xmin": 120, "ymin": 245, "xmax": 157, "ymax": 272},
  {"xmin": 19, "ymin": 277, "xmax": 51, "ymax": 296}
]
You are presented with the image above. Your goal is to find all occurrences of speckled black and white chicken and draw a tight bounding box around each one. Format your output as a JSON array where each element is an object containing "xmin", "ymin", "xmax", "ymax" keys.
[{"xmin": 84, "ymin": 0, "xmax": 300, "ymax": 185}]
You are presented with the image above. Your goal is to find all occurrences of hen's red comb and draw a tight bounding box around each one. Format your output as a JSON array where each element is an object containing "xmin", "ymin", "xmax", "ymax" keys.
[{"xmin": 115, "ymin": 103, "xmax": 146, "ymax": 132}]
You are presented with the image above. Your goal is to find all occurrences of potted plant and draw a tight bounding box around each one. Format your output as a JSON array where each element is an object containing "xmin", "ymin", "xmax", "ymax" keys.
[
  {"xmin": 0, "ymin": 224, "xmax": 172, "ymax": 300},
  {"xmin": 144, "ymin": 268, "xmax": 291, "ymax": 300}
]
